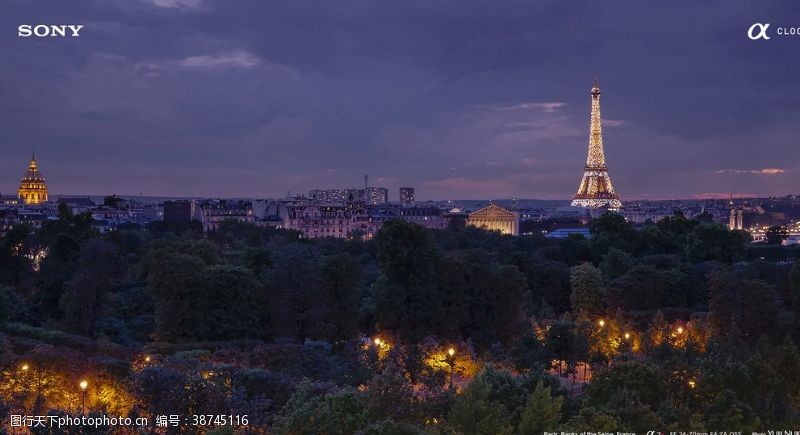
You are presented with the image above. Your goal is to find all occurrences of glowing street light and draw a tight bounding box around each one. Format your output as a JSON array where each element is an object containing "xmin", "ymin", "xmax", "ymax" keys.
[
  {"xmin": 688, "ymin": 380, "xmax": 696, "ymax": 389},
  {"xmin": 79, "ymin": 380, "xmax": 88, "ymax": 415},
  {"xmin": 373, "ymin": 338, "xmax": 382, "ymax": 346},
  {"xmin": 598, "ymin": 319, "xmax": 605, "ymax": 327},
  {"xmin": 21, "ymin": 364, "xmax": 29, "ymax": 372},
  {"xmin": 676, "ymin": 327, "xmax": 684, "ymax": 334},
  {"xmin": 447, "ymin": 348, "xmax": 455, "ymax": 357},
  {"xmin": 624, "ymin": 332, "xmax": 631, "ymax": 340},
  {"xmin": 144, "ymin": 355, "xmax": 151, "ymax": 363}
]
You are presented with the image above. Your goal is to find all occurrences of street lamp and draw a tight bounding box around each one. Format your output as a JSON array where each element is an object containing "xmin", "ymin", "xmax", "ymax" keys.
[
  {"xmin": 598, "ymin": 319, "xmax": 605, "ymax": 327},
  {"xmin": 676, "ymin": 327, "xmax": 684, "ymax": 334},
  {"xmin": 79, "ymin": 380, "xmax": 88, "ymax": 415},
  {"xmin": 624, "ymin": 332, "xmax": 631, "ymax": 340},
  {"xmin": 446, "ymin": 348, "xmax": 456, "ymax": 389},
  {"xmin": 144, "ymin": 355, "xmax": 151, "ymax": 363},
  {"xmin": 21, "ymin": 364, "xmax": 29, "ymax": 372}
]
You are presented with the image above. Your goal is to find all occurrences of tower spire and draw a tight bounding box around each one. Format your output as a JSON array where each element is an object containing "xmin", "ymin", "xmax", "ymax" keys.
[{"xmin": 571, "ymin": 80, "xmax": 621, "ymax": 210}]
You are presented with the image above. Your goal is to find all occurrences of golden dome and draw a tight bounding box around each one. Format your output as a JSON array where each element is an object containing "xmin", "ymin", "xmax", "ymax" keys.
[{"xmin": 18, "ymin": 153, "xmax": 48, "ymax": 205}]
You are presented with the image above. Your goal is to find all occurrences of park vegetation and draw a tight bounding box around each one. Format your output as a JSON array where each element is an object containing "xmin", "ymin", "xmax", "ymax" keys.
[{"xmin": 1, "ymin": 205, "xmax": 800, "ymax": 433}]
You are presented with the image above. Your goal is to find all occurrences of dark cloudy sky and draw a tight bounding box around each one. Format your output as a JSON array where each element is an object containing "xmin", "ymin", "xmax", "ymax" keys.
[{"xmin": 1, "ymin": 0, "xmax": 799, "ymax": 200}]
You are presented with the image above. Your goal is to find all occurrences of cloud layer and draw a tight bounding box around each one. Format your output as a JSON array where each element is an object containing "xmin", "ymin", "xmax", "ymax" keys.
[{"xmin": 1, "ymin": 0, "xmax": 799, "ymax": 200}]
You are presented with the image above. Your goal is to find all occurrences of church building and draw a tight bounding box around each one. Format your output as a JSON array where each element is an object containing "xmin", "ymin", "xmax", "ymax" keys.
[{"xmin": 18, "ymin": 153, "xmax": 48, "ymax": 205}]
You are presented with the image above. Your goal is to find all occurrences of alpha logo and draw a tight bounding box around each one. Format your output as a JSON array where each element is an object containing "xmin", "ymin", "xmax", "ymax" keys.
[
  {"xmin": 747, "ymin": 23, "xmax": 770, "ymax": 40},
  {"xmin": 18, "ymin": 24, "xmax": 84, "ymax": 38}
]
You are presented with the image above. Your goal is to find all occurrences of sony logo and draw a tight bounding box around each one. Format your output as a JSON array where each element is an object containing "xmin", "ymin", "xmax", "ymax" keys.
[{"xmin": 18, "ymin": 24, "xmax": 84, "ymax": 38}]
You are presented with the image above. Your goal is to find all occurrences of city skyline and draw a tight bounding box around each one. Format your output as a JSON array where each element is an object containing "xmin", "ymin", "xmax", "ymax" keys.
[{"xmin": 3, "ymin": 1, "xmax": 800, "ymax": 200}]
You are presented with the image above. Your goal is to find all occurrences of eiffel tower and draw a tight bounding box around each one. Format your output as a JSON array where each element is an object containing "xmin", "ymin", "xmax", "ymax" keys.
[{"xmin": 570, "ymin": 80, "xmax": 622, "ymax": 210}]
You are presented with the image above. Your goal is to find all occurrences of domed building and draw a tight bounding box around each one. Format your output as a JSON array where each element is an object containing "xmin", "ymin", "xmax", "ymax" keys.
[{"xmin": 18, "ymin": 153, "xmax": 48, "ymax": 205}]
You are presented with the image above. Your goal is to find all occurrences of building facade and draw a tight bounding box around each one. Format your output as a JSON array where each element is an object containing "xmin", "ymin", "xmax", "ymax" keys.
[
  {"xmin": 283, "ymin": 203, "xmax": 353, "ymax": 239},
  {"xmin": 399, "ymin": 187, "xmax": 415, "ymax": 206},
  {"xmin": 164, "ymin": 200, "xmax": 197, "ymax": 223},
  {"xmin": 399, "ymin": 206, "xmax": 444, "ymax": 230},
  {"xmin": 18, "ymin": 154, "xmax": 48, "ymax": 205},
  {"xmin": 467, "ymin": 204, "xmax": 519, "ymax": 236},
  {"xmin": 365, "ymin": 187, "xmax": 388, "ymax": 205},
  {"xmin": 199, "ymin": 200, "xmax": 254, "ymax": 232}
]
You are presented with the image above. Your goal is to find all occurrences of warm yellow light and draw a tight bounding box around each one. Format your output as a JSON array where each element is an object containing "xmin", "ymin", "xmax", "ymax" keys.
[
  {"xmin": 144, "ymin": 356, "xmax": 151, "ymax": 362},
  {"xmin": 21, "ymin": 364, "xmax": 29, "ymax": 371},
  {"xmin": 598, "ymin": 319, "xmax": 605, "ymax": 327},
  {"xmin": 624, "ymin": 332, "xmax": 631, "ymax": 340},
  {"xmin": 447, "ymin": 348, "xmax": 455, "ymax": 357},
  {"xmin": 688, "ymin": 380, "xmax": 696, "ymax": 389},
  {"xmin": 79, "ymin": 380, "xmax": 88, "ymax": 391},
  {"xmin": 374, "ymin": 338, "xmax": 382, "ymax": 346},
  {"xmin": 676, "ymin": 327, "xmax": 684, "ymax": 334}
]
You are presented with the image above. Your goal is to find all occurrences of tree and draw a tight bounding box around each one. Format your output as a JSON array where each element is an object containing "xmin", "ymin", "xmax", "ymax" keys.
[
  {"xmin": 521, "ymin": 258, "xmax": 571, "ymax": 315},
  {"xmin": 604, "ymin": 265, "xmax": 685, "ymax": 311},
  {"xmin": 203, "ymin": 265, "xmax": 264, "ymax": 341},
  {"xmin": 447, "ymin": 377, "xmax": 513, "ymax": 435},
  {"xmin": 0, "ymin": 287, "xmax": 14, "ymax": 324},
  {"xmin": 133, "ymin": 366, "xmax": 228, "ymax": 429},
  {"xmin": 147, "ymin": 249, "xmax": 215, "ymax": 342},
  {"xmin": 563, "ymin": 406, "xmax": 620, "ymax": 432},
  {"xmin": 570, "ymin": 263, "xmax": 604, "ymax": 319},
  {"xmin": 60, "ymin": 239, "xmax": 126, "ymax": 336},
  {"xmin": 686, "ymin": 224, "xmax": 749, "ymax": 263},
  {"xmin": 765, "ymin": 226, "xmax": 789, "ymax": 245},
  {"xmin": 740, "ymin": 279, "xmax": 780, "ymax": 342},
  {"xmin": 511, "ymin": 331, "xmax": 553, "ymax": 372},
  {"xmin": 599, "ymin": 247, "xmax": 635, "ymax": 280},
  {"xmin": 437, "ymin": 250, "xmax": 526, "ymax": 346},
  {"xmin": 589, "ymin": 213, "xmax": 634, "ymax": 239},
  {"xmin": 365, "ymin": 363, "xmax": 417, "ymax": 422},
  {"xmin": 264, "ymin": 243, "xmax": 325, "ymax": 342},
  {"xmin": 273, "ymin": 382, "xmax": 367, "ymax": 435},
  {"xmin": 146, "ymin": 239, "xmax": 263, "ymax": 342},
  {"xmin": 589, "ymin": 213, "xmax": 636, "ymax": 256},
  {"xmin": 0, "ymin": 223, "xmax": 33, "ymax": 285},
  {"xmin": 358, "ymin": 419, "xmax": 423, "ymax": 435},
  {"xmin": 373, "ymin": 220, "xmax": 442, "ymax": 341},
  {"xmin": 321, "ymin": 254, "xmax": 361, "ymax": 341},
  {"xmin": 518, "ymin": 382, "xmax": 563, "ymax": 434},
  {"xmin": 645, "ymin": 310, "xmax": 670, "ymax": 348},
  {"xmin": 708, "ymin": 270, "xmax": 741, "ymax": 338},
  {"xmin": 703, "ymin": 390, "xmax": 761, "ymax": 431},
  {"xmin": 586, "ymin": 360, "xmax": 666, "ymax": 410}
]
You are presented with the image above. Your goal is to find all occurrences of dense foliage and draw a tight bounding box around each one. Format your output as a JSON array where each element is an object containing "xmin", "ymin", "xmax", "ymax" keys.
[{"xmin": 1, "ymin": 209, "xmax": 799, "ymax": 433}]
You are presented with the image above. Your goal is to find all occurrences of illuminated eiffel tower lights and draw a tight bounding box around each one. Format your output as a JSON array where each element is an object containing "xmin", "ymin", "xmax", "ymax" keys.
[{"xmin": 570, "ymin": 80, "xmax": 622, "ymax": 210}]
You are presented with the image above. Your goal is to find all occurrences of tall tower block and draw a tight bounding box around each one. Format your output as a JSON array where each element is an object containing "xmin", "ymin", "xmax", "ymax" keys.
[{"xmin": 570, "ymin": 80, "xmax": 622, "ymax": 210}]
